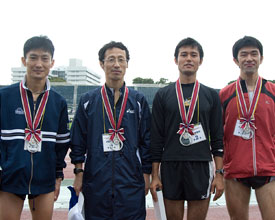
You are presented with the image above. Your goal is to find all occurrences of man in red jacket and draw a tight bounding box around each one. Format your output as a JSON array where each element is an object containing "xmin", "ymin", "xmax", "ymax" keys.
[{"xmin": 220, "ymin": 36, "xmax": 275, "ymax": 220}]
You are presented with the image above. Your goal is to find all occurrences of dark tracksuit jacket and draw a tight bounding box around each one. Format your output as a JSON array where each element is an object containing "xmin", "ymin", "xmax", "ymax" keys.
[
  {"xmin": 0, "ymin": 81, "xmax": 70, "ymax": 195},
  {"xmin": 70, "ymin": 84, "xmax": 151, "ymax": 220}
]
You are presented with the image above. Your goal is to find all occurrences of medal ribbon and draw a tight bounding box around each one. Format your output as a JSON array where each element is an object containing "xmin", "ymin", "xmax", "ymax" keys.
[
  {"xmin": 20, "ymin": 81, "xmax": 49, "ymax": 143},
  {"xmin": 175, "ymin": 79, "xmax": 200, "ymax": 135},
  {"xmin": 101, "ymin": 85, "xmax": 128, "ymax": 142},
  {"xmin": 236, "ymin": 77, "xmax": 262, "ymax": 130}
]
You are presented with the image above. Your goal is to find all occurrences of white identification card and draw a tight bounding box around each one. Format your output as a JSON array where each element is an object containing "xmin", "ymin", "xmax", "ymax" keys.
[
  {"xmin": 102, "ymin": 134, "xmax": 121, "ymax": 152},
  {"xmin": 191, "ymin": 123, "xmax": 207, "ymax": 144},
  {"xmin": 233, "ymin": 119, "xmax": 252, "ymax": 139},
  {"xmin": 24, "ymin": 135, "xmax": 42, "ymax": 153}
]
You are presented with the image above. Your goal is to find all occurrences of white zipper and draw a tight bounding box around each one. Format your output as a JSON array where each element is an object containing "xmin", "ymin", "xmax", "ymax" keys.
[
  {"xmin": 29, "ymin": 153, "xmax": 33, "ymax": 194},
  {"xmin": 252, "ymin": 135, "xmax": 257, "ymax": 176}
]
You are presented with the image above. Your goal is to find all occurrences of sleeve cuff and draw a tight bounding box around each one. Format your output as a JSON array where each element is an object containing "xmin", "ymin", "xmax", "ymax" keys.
[{"xmin": 56, "ymin": 170, "xmax": 64, "ymax": 180}]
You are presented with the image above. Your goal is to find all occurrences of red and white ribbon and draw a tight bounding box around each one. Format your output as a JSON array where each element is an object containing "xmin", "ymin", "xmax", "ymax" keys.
[
  {"xmin": 20, "ymin": 81, "xmax": 49, "ymax": 143},
  {"xmin": 236, "ymin": 77, "xmax": 262, "ymax": 130},
  {"xmin": 101, "ymin": 85, "xmax": 128, "ymax": 142},
  {"xmin": 175, "ymin": 79, "xmax": 200, "ymax": 135}
]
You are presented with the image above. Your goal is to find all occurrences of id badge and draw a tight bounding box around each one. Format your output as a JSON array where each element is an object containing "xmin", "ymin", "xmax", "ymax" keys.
[
  {"xmin": 233, "ymin": 120, "xmax": 254, "ymax": 140},
  {"xmin": 191, "ymin": 123, "xmax": 207, "ymax": 144},
  {"xmin": 102, "ymin": 134, "xmax": 122, "ymax": 152},
  {"xmin": 24, "ymin": 135, "xmax": 42, "ymax": 153}
]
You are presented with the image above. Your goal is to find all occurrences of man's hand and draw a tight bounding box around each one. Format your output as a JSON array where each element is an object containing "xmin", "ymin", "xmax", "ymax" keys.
[
  {"xmin": 54, "ymin": 178, "xmax": 62, "ymax": 201},
  {"xmin": 211, "ymin": 174, "xmax": 224, "ymax": 201},
  {"xmin": 150, "ymin": 175, "xmax": 162, "ymax": 202},
  {"xmin": 73, "ymin": 172, "xmax": 83, "ymax": 196}
]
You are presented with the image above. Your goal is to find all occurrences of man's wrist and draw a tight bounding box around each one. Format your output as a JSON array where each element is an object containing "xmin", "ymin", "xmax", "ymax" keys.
[
  {"xmin": 74, "ymin": 168, "xmax": 84, "ymax": 175},
  {"xmin": 215, "ymin": 168, "xmax": 224, "ymax": 176}
]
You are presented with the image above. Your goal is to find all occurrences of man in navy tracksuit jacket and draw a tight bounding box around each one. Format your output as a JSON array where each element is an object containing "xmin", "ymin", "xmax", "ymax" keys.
[
  {"xmin": 70, "ymin": 41, "xmax": 151, "ymax": 220},
  {"xmin": 0, "ymin": 36, "xmax": 70, "ymax": 220}
]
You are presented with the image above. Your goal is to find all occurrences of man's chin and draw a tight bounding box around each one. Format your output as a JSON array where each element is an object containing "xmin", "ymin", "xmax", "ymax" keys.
[
  {"xmin": 181, "ymin": 71, "xmax": 195, "ymax": 76},
  {"xmin": 244, "ymin": 69, "xmax": 256, "ymax": 75}
]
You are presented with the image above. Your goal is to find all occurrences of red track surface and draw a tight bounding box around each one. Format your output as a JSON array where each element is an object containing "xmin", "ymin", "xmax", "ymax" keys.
[
  {"xmin": 21, "ymin": 206, "xmax": 262, "ymax": 220},
  {"xmin": 20, "ymin": 153, "xmax": 262, "ymax": 219}
]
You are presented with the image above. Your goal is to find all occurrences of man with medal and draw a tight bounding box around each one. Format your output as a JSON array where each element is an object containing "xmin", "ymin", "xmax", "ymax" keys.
[
  {"xmin": 70, "ymin": 41, "xmax": 151, "ymax": 219},
  {"xmin": 0, "ymin": 36, "xmax": 70, "ymax": 219},
  {"xmin": 150, "ymin": 38, "xmax": 224, "ymax": 220},
  {"xmin": 220, "ymin": 36, "xmax": 275, "ymax": 220}
]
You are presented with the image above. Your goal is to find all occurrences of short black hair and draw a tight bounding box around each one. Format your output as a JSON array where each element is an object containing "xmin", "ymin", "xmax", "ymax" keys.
[
  {"xmin": 233, "ymin": 36, "xmax": 263, "ymax": 60},
  {"xmin": 174, "ymin": 37, "xmax": 204, "ymax": 61},
  {"xmin": 98, "ymin": 41, "xmax": 130, "ymax": 63},
  {"xmin": 23, "ymin": 35, "xmax": 54, "ymax": 58}
]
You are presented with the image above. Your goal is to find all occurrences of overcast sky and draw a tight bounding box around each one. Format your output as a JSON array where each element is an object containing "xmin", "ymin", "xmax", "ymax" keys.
[{"xmin": 0, "ymin": 0, "xmax": 274, "ymax": 88}]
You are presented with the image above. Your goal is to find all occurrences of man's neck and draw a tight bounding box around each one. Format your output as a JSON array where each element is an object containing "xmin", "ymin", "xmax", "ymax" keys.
[
  {"xmin": 26, "ymin": 77, "xmax": 47, "ymax": 94},
  {"xmin": 105, "ymin": 79, "xmax": 124, "ymax": 104},
  {"xmin": 179, "ymin": 73, "xmax": 196, "ymax": 84},
  {"xmin": 105, "ymin": 79, "xmax": 124, "ymax": 91},
  {"xmin": 240, "ymin": 72, "xmax": 259, "ymax": 92}
]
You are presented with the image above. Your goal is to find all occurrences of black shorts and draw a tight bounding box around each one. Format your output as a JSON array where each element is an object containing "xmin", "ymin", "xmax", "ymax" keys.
[
  {"xmin": 15, "ymin": 194, "xmax": 39, "ymax": 200},
  {"xmin": 235, "ymin": 176, "xmax": 275, "ymax": 189},
  {"xmin": 161, "ymin": 161, "xmax": 214, "ymax": 201}
]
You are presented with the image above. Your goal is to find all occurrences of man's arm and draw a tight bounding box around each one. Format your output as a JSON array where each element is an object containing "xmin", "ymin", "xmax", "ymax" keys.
[
  {"xmin": 150, "ymin": 162, "xmax": 162, "ymax": 202},
  {"xmin": 149, "ymin": 90, "xmax": 166, "ymax": 202},
  {"xmin": 73, "ymin": 163, "xmax": 84, "ymax": 196},
  {"xmin": 137, "ymin": 94, "xmax": 152, "ymax": 191},
  {"xmin": 70, "ymin": 95, "xmax": 88, "ymax": 196},
  {"xmin": 54, "ymin": 101, "xmax": 70, "ymax": 201},
  {"xmin": 209, "ymin": 90, "xmax": 224, "ymax": 201},
  {"xmin": 54, "ymin": 177, "xmax": 62, "ymax": 201},
  {"xmin": 211, "ymin": 156, "xmax": 224, "ymax": 201}
]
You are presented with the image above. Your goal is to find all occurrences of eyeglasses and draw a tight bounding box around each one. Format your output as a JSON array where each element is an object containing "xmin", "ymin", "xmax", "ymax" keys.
[{"xmin": 103, "ymin": 57, "xmax": 128, "ymax": 65}]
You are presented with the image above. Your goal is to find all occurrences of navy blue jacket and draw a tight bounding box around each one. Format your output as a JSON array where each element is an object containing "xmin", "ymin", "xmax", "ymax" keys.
[
  {"xmin": 0, "ymin": 81, "xmax": 70, "ymax": 195},
  {"xmin": 70, "ymin": 85, "xmax": 151, "ymax": 220}
]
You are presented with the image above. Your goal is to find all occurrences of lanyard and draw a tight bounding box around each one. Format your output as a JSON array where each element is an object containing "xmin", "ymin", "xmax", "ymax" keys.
[
  {"xmin": 101, "ymin": 85, "xmax": 128, "ymax": 142},
  {"xmin": 175, "ymin": 79, "xmax": 200, "ymax": 135},
  {"xmin": 236, "ymin": 77, "xmax": 262, "ymax": 130},
  {"xmin": 20, "ymin": 81, "xmax": 49, "ymax": 142}
]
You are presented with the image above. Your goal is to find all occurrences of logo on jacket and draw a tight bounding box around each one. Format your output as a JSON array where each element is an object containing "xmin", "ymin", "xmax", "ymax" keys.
[
  {"xmin": 15, "ymin": 107, "xmax": 24, "ymax": 115},
  {"xmin": 126, "ymin": 109, "xmax": 135, "ymax": 114}
]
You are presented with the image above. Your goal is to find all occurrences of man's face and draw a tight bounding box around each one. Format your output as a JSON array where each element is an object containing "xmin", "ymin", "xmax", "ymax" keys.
[
  {"xmin": 175, "ymin": 46, "xmax": 202, "ymax": 76},
  {"xmin": 22, "ymin": 49, "xmax": 54, "ymax": 81},
  {"xmin": 100, "ymin": 47, "xmax": 128, "ymax": 82},
  {"xmin": 234, "ymin": 46, "xmax": 263, "ymax": 75}
]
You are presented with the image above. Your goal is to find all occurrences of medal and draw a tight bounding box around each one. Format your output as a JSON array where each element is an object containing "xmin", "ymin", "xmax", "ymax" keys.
[
  {"xmin": 179, "ymin": 132, "xmax": 193, "ymax": 146},
  {"xmin": 175, "ymin": 79, "xmax": 200, "ymax": 147},
  {"xmin": 24, "ymin": 135, "xmax": 42, "ymax": 153},
  {"xmin": 101, "ymin": 85, "xmax": 128, "ymax": 150},
  {"xmin": 112, "ymin": 135, "xmax": 123, "ymax": 151},
  {"xmin": 236, "ymin": 77, "xmax": 262, "ymax": 140},
  {"xmin": 20, "ymin": 81, "xmax": 49, "ymax": 153},
  {"xmin": 241, "ymin": 126, "xmax": 254, "ymax": 140}
]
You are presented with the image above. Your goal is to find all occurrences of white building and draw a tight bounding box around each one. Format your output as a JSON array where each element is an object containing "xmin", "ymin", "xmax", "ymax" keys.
[
  {"xmin": 11, "ymin": 59, "xmax": 101, "ymax": 85},
  {"xmin": 66, "ymin": 59, "xmax": 101, "ymax": 85},
  {"xmin": 11, "ymin": 65, "xmax": 26, "ymax": 84}
]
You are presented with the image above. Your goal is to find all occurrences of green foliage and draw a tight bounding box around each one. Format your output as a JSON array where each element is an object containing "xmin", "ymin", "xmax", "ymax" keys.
[
  {"xmin": 155, "ymin": 78, "xmax": 169, "ymax": 84},
  {"xmin": 133, "ymin": 77, "xmax": 171, "ymax": 84},
  {"xmin": 49, "ymin": 77, "xmax": 66, "ymax": 82},
  {"xmin": 228, "ymin": 80, "xmax": 236, "ymax": 85},
  {"xmin": 132, "ymin": 77, "xmax": 154, "ymax": 84}
]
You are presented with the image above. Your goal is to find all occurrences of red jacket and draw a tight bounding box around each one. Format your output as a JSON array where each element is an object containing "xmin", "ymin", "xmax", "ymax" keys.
[{"xmin": 219, "ymin": 79, "xmax": 275, "ymax": 179}]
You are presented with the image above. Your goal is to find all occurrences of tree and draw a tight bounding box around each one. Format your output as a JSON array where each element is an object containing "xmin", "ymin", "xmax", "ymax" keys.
[
  {"xmin": 132, "ymin": 77, "xmax": 154, "ymax": 84},
  {"xmin": 155, "ymin": 78, "xmax": 169, "ymax": 84},
  {"xmin": 49, "ymin": 77, "xmax": 66, "ymax": 82},
  {"xmin": 227, "ymin": 80, "xmax": 236, "ymax": 85}
]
